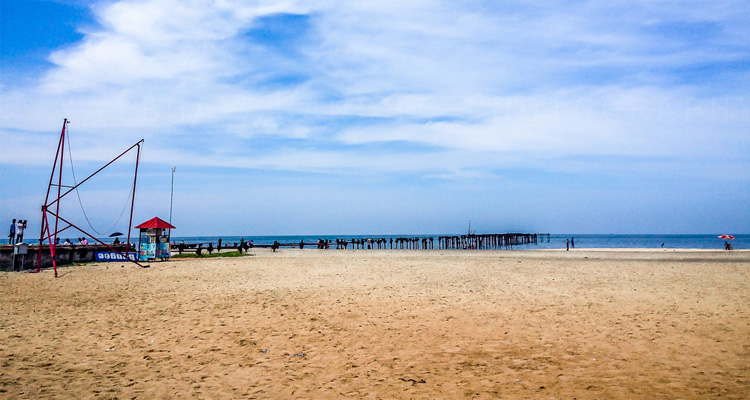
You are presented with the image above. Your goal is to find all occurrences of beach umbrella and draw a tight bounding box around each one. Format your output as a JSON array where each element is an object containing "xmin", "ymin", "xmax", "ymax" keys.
[
  {"xmin": 109, "ymin": 232, "xmax": 125, "ymax": 237},
  {"xmin": 718, "ymin": 234, "xmax": 735, "ymax": 240}
]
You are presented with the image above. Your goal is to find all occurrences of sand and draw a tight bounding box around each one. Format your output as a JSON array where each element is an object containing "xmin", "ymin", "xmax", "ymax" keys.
[{"xmin": 0, "ymin": 249, "xmax": 748, "ymax": 399}]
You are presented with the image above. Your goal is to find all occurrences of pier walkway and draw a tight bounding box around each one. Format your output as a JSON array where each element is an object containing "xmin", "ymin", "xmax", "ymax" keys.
[{"xmin": 173, "ymin": 233, "xmax": 541, "ymax": 254}]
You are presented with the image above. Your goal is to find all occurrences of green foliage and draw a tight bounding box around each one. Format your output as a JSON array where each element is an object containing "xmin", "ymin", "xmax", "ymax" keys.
[{"xmin": 171, "ymin": 251, "xmax": 251, "ymax": 259}]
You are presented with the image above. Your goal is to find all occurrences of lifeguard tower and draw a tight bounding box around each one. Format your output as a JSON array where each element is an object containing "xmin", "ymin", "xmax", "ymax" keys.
[{"xmin": 134, "ymin": 217, "xmax": 175, "ymax": 261}]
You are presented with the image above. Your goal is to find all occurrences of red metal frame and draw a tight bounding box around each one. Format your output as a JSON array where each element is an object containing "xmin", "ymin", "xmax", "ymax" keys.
[{"xmin": 36, "ymin": 119, "xmax": 146, "ymax": 276}]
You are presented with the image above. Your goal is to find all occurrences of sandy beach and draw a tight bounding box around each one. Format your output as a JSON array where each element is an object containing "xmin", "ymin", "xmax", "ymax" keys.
[{"xmin": 0, "ymin": 249, "xmax": 748, "ymax": 399}]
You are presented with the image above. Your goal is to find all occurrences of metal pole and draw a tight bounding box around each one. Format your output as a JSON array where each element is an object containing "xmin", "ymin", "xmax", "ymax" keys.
[
  {"xmin": 36, "ymin": 209, "xmax": 48, "ymax": 273},
  {"xmin": 126, "ymin": 142, "xmax": 142, "ymax": 253},
  {"xmin": 170, "ymin": 166, "xmax": 175, "ymax": 223},
  {"xmin": 50, "ymin": 121, "xmax": 67, "ymax": 277},
  {"xmin": 37, "ymin": 119, "xmax": 67, "ymax": 273},
  {"xmin": 169, "ymin": 166, "xmax": 175, "ymax": 239},
  {"xmin": 42, "ymin": 210, "xmax": 58, "ymax": 277}
]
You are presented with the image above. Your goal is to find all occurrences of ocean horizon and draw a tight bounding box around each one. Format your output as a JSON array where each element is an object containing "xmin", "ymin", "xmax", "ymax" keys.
[{"xmin": 56, "ymin": 233, "xmax": 748, "ymax": 250}]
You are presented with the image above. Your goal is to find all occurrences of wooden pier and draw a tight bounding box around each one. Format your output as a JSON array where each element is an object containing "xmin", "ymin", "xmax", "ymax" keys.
[{"xmin": 173, "ymin": 233, "xmax": 539, "ymax": 254}]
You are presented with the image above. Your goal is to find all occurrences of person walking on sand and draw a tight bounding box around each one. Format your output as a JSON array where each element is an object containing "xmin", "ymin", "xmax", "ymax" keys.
[
  {"xmin": 566, "ymin": 239, "xmax": 570, "ymax": 251},
  {"xmin": 571, "ymin": 237, "xmax": 575, "ymax": 248},
  {"xmin": 8, "ymin": 219, "xmax": 16, "ymax": 244}
]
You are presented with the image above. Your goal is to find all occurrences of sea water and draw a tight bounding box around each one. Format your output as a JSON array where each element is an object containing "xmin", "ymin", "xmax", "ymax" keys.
[{"xmin": 114, "ymin": 233, "xmax": 746, "ymax": 250}]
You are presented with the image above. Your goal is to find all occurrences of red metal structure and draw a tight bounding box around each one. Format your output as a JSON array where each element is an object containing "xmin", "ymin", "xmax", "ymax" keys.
[{"xmin": 36, "ymin": 118, "xmax": 146, "ymax": 276}]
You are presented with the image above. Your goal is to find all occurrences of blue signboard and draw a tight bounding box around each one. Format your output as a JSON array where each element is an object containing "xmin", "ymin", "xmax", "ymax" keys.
[
  {"xmin": 156, "ymin": 242, "xmax": 170, "ymax": 258},
  {"xmin": 139, "ymin": 243, "xmax": 156, "ymax": 261},
  {"xmin": 95, "ymin": 252, "xmax": 138, "ymax": 262}
]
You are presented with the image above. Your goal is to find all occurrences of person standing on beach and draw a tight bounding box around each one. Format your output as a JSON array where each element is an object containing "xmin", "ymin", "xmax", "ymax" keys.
[
  {"xmin": 571, "ymin": 237, "xmax": 575, "ymax": 248},
  {"xmin": 566, "ymin": 239, "xmax": 570, "ymax": 251},
  {"xmin": 15, "ymin": 219, "xmax": 25, "ymax": 243},
  {"xmin": 8, "ymin": 219, "xmax": 16, "ymax": 244}
]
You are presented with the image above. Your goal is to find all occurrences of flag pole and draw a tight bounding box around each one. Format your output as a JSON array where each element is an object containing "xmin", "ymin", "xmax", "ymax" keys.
[{"xmin": 169, "ymin": 166, "xmax": 175, "ymax": 236}]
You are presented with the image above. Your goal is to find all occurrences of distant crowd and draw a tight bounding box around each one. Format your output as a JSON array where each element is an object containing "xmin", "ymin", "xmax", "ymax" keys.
[{"xmin": 174, "ymin": 238, "xmax": 257, "ymax": 256}]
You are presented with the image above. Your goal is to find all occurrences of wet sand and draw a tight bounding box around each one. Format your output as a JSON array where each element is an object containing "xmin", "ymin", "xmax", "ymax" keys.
[{"xmin": 1, "ymin": 249, "xmax": 748, "ymax": 399}]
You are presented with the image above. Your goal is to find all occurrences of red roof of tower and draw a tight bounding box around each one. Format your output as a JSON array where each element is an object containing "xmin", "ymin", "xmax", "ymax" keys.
[{"xmin": 134, "ymin": 217, "xmax": 176, "ymax": 229}]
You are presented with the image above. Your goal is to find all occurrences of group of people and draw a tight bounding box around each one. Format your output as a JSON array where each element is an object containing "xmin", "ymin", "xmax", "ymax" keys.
[
  {"xmin": 7, "ymin": 219, "xmax": 27, "ymax": 244},
  {"xmin": 53, "ymin": 237, "xmax": 87, "ymax": 245},
  {"xmin": 175, "ymin": 238, "xmax": 257, "ymax": 256}
]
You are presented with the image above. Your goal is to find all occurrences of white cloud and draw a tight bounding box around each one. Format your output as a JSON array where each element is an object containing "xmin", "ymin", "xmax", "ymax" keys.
[{"xmin": 1, "ymin": 0, "xmax": 748, "ymax": 174}]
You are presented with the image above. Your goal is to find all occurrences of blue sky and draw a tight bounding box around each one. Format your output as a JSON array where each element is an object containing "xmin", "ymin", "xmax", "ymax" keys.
[{"xmin": 1, "ymin": 0, "xmax": 749, "ymax": 237}]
